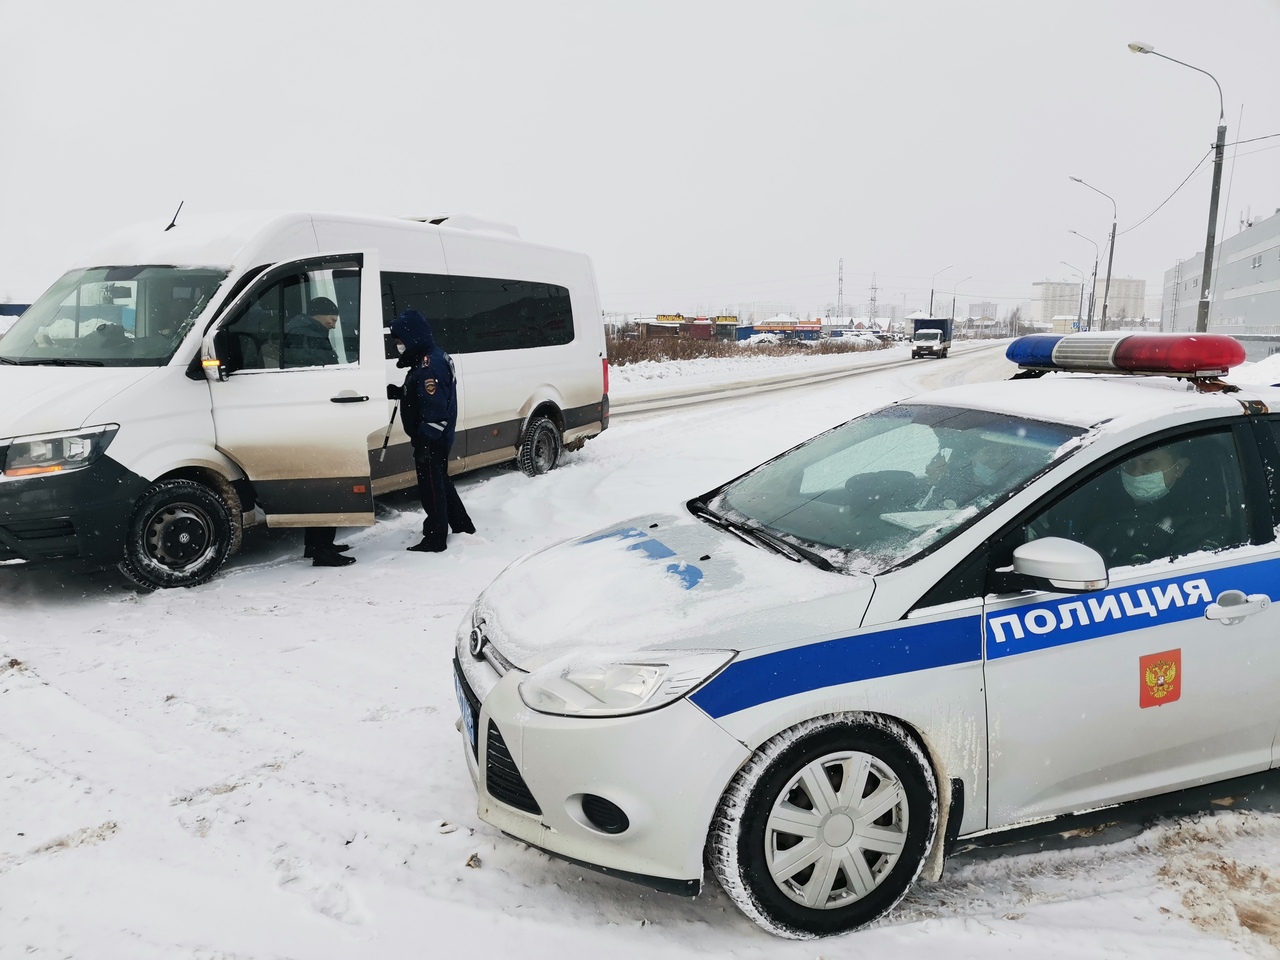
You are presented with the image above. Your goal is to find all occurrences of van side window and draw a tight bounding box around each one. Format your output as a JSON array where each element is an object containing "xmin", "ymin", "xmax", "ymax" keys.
[
  {"xmin": 380, "ymin": 271, "xmax": 574, "ymax": 357},
  {"xmin": 223, "ymin": 264, "xmax": 360, "ymax": 371},
  {"xmin": 451, "ymin": 276, "xmax": 574, "ymax": 352},
  {"xmin": 381, "ymin": 272, "xmax": 456, "ymax": 355}
]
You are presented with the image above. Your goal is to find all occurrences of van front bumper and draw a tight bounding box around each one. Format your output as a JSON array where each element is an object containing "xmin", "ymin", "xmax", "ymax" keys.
[{"xmin": 0, "ymin": 456, "xmax": 148, "ymax": 565}]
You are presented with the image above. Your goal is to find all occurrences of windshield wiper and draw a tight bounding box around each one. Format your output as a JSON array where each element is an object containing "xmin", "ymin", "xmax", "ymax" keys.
[
  {"xmin": 688, "ymin": 498, "xmax": 835, "ymax": 572},
  {"xmin": 0, "ymin": 356, "xmax": 19, "ymax": 364},
  {"xmin": 17, "ymin": 357, "xmax": 106, "ymax": 367}
]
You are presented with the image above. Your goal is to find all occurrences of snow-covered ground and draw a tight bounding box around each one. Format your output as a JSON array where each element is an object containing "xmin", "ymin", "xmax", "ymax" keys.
[
  {"xmin": 1229, "ymin": 351, "xmax": 1280, "ymax": 387},
  {"xmin": 2, "ymin": 345, "xmax": 1279, "ymax": 959}
]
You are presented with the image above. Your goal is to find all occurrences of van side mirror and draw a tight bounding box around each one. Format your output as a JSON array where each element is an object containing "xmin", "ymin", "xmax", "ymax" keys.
[
  {"xmin": 201, "ymin": 328, "xmax": 234, "ymax": 381},
  {"xmin": 1008, "ymin": 537, "xmax": 1108, "ymax": 593}
]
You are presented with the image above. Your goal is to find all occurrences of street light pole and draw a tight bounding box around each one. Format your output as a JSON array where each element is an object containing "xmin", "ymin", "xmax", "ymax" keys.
[
  {"xmin": 1070, "ymin": 177, "xmax": 1117, "ymax": 330},
  {"xmin": 1068, "ymin": 229, "xmax": 1100, "ymax": 329},
  {"xmin": 950, "ymin": 276, "xmax": 971, "ymax": 322},
  {"xmin": 1130, "ymin": 42, "xmax": 1225, "ymax": 333},
  {"xmin": 929, "ymin": 264, "xmax": 952, "ymax": 317}
]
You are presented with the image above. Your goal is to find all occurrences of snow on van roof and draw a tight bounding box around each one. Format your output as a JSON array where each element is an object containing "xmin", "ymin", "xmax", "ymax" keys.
[
  {"xmin": 913, "ymin": 373, "xmax": 1259, "ymax": 430},
  {"xmin": 67, "ymin": 210, "xmax": 568, "ymax": 273},
  {"xmin": 69, "ymin": 210, "xmax": 316, "ymax": 270}
]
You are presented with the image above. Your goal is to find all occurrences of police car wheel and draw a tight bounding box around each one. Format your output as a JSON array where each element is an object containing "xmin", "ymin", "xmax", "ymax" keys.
[
  {"xmin": 708, "ymin": 714, "xmax": 937, "ymax": 938},
  {"xmin": 518, "ymin": 416, "xmax": 561, "ymax": 477},
  {"xmin": 119, "ymin": 480, "xmax": 233, "ymax": 590}
]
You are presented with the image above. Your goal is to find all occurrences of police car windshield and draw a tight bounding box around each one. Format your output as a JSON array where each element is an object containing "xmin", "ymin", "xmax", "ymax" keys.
[
  {"xmin": 0, "ymin": 266, "xmax": 227, "ymax": 367},
  {"xmin": 711, "ymin": 403, "xmax": 1085, "ymax": 575}
]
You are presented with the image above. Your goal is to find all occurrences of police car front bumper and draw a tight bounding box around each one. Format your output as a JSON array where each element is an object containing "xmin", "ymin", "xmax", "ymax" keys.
[{"xmin": 454, "ymin": 648, "xmax": 751, "ymax": 894}]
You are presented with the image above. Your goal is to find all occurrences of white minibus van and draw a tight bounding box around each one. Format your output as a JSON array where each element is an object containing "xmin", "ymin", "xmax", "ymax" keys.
[{"xmin": 0, "ymin": 211, "xmax": 609, "ymax": 589}]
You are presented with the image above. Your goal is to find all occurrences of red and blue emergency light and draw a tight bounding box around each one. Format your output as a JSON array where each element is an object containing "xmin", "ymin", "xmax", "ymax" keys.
[{"xmin": 1006, "ymin": 333, "xmax": 1245, "ymax": 378}]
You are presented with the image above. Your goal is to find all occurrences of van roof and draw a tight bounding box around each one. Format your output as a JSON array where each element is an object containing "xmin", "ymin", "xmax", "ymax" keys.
[{"xmin": 67, "ymin": 210, "xmax": 545, "ymax": 272}]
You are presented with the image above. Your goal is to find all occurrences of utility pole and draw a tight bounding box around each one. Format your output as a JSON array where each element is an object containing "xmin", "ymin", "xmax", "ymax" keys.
[
  {"xmin": 1101, "ymin": 220, "xmax": 1117, "ymax": 330},
  {"xmin": 1198, "ymin": 120, "xmax": 1227, "ymax": 331},
  {"xmin": 1128, "ymin": 43, "xmax": 1225, "ymax": 333},
  {"xmin": 869, "ymin": 273, "xmax": 878, "ymax": 328},
  {"xmin": 836, "ymin": 259, "xmax": 844, "ymax": 321}
]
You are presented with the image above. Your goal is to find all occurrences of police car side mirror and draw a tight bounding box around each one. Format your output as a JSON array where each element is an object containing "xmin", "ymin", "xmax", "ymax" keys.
[{"xmin": 1009, "ymin": 537, "xmax": 1109, "ymax": 593}]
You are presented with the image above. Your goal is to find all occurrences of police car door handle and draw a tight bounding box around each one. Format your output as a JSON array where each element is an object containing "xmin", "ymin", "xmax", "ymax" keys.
[
  {"xmin": 1203, "ymin": 590, "xmax": 1270, "ymax": 625},
  {"xmin": 330, "ymin": 391, "xmax": 370, "ymax": 403}
]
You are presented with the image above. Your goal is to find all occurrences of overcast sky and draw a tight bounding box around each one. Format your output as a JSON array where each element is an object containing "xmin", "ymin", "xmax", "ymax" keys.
[{"xmin": 2, "ymin": 0, "xmax": 1278, "ymax": 317}]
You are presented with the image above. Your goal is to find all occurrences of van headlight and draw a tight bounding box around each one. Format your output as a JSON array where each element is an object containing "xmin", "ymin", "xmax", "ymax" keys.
[
  {"xmin": 518, "ymin": 650, "xmax": 734, "ymax": 717},
  {"xmin": 1, "ymin": 425, "xmax": 119, "ymax": 480}
]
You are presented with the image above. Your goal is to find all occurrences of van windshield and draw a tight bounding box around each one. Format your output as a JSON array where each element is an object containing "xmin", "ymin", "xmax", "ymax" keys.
[{"xmin": 0, "ymin": 266, "xmax": 227, "ymax": 367}]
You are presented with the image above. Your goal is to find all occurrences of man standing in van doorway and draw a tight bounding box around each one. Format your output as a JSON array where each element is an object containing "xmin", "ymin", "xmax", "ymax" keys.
[
  {"xmin": 389, "ymin": 309, "xmax": 475, "ymax": 552},
  {"xmin": 287, "ymin": 296, "xmax": 356, "ymax": 567}
]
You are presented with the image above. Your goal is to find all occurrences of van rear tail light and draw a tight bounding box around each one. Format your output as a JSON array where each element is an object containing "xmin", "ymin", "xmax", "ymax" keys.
[{"xmin": 602, "ymin": 358, "xmax": 610, "ymax": 395}]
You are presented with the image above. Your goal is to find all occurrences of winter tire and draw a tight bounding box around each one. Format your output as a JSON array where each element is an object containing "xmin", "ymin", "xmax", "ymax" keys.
[
  {"xmin": 118, "ymin": 479, "xmax": 233, "ymax": 590},
  {"xmin": 518, "ymin": 415, "xmax": 562, "ymax": 477},
  {"xmin": 708, "ymin": 714, "xmax": 937, "ymax": 939}
]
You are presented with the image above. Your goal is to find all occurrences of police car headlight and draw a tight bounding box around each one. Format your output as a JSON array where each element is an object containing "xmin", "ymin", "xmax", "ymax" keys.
[
  {"xmin": 518, "ymin": 650, "xmax": 735, "ymax": 717},
  {"xmin": 1, "ymin": 425, "xmax": 119, "ymax": 480}
]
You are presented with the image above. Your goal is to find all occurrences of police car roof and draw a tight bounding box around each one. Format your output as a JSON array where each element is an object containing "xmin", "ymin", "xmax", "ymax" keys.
[{"xmin": 912, "ymin": 373, "xmax": 1274, "ymax": 430}]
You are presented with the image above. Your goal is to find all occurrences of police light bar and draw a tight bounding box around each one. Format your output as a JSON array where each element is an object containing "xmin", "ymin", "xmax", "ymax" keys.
[{"xmin": 1006, "ymin": 333, "xmax": 1245, "ymax": 378}]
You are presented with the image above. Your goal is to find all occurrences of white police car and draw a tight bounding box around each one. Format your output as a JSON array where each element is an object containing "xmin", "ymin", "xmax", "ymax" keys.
[{"xmin": 454, "ymin": 332, "xmax": 1280, "ymax": 938}]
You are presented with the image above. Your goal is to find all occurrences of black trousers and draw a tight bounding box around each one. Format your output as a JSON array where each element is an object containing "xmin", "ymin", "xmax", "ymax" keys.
[
  {"xmin": 413, "ymin": 443, "xmax": 475, "ymax": 549},
  {"xmin": 303, "ymin": 527, "xmax": 337, "ymax": 551}
]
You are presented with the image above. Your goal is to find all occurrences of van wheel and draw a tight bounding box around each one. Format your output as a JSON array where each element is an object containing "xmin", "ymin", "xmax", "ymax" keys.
[
  {"xmin": 118, "ymin": 480, "xmax": 233, "ymax": 590},
  {"xmin": 708, "ymin": 714, "xmax": 937, "ymax": 938},
  {"xmin": 518, "ymin": 416, "xmax": 562, "ymax": 477}
]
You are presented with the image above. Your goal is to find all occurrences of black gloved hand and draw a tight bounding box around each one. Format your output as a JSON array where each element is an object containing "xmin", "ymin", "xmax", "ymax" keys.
[{"xmin": 386, "ymin": 383, "xmax": 403, "ymax": 400}]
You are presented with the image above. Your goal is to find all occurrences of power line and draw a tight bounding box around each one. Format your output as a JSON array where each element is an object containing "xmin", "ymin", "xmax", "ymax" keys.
[
  {"xmin": 1116, "ymin": 132, "xmax": 1280, "ymax": 239},
  {"xmin": 1117, "ymin": 148, "xmax": 1212, "ymax": 237}
]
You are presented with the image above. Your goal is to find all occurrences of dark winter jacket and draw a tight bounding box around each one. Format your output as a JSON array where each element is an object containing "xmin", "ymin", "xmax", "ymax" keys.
[
  {"xmin": 390, "ymin": 310, "xmax": 458, "ymax": 451},
  {"xmin": 282, "ymin": 313, "xmax": 338, "ymax": 367}
]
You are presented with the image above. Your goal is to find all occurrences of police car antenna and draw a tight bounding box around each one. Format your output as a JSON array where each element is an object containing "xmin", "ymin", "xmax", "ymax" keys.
[{"xmin": 164, "ymin": 201, "xmax": 184, "ymax": 232}]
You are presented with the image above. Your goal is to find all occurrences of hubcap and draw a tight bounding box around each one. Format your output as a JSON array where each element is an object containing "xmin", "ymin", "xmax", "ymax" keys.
[
  {"xmin": 535, "ymin": 431, "xmax": 555, "ymax": 471},
  {"xmin": 764, "ymin": 750, "xmax": 909, "ymax": 910},
  {"xmin": 145, "ymin": 503, "xmax": 213, "ymax": 568}
]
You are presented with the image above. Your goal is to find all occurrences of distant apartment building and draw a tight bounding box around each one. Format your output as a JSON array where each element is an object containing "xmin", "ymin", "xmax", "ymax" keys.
[
  {"xmin": 968, "ymin": 301, "xmax": 998, "ymax": 320},
  {"xmin": 1163, "ymin": 206, "xmax": 1280, "ymax": 335},
  {"xmin": 736, "ymin": 301, "xmax": 797, "ymax": 324},
  {"xmin": 1031, "ymin": 281, "xmax": 1083, "ymax": 332},
  {"xmin": 1094, "ymin": 277, "xmax": 1147, "ymax": 324}
]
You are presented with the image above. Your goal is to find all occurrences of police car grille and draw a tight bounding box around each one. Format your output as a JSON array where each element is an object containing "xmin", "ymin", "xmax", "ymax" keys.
[{"xmin": 485, "ymin": 720, "xmax": 542, "ymax": 815}]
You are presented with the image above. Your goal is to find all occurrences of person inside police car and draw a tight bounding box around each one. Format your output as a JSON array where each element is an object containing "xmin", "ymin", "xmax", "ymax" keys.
[
  {"xmin": 1085, "ymin": 441, "xmax": 1239, "ymax": 566},
  {"xmin": 916, "ymin": 440, "xmax": 1017, "ymax": 510},
  {"xmin": 388, "ymin": 309, "xmax": 476, "ymax": 552}
]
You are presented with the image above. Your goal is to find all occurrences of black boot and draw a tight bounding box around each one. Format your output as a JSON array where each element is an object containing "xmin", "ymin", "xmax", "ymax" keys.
[
  {"xmin": 407, "ymin": 539, "xmax": 446, "ymax": 553},
  {"xmin": 303, "ymin": 543, "xmax": 351, "ymax": 559},
  {"xmin": 312, "ymin": 548, "xmax": 356, "ymax": 567}
]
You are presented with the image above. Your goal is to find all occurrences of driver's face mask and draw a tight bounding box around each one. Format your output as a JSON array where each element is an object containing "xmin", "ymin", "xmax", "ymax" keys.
[
  {"xmin": 395, "ymin": 341, "xmax": 406, "ymax": 355},
  {"xmin": 1122, "ymin": 469, "xmax": 1169, "ymax": 503}
]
